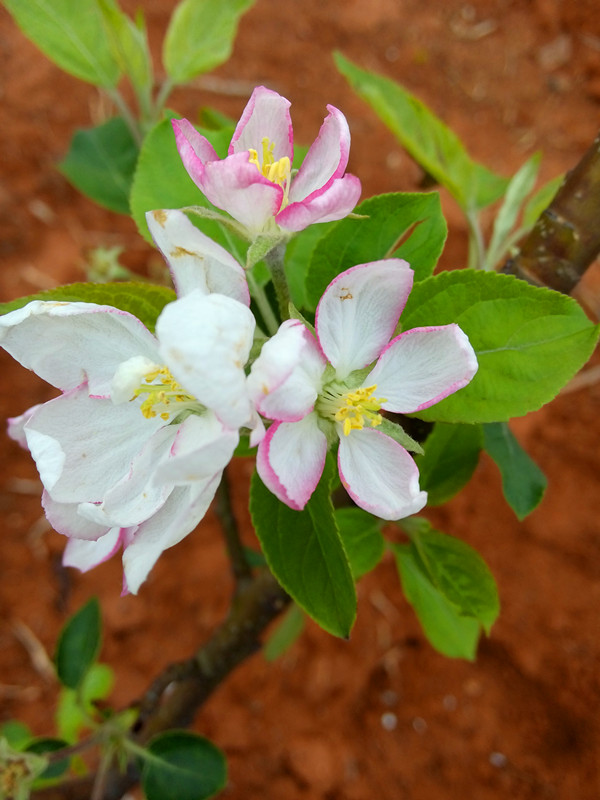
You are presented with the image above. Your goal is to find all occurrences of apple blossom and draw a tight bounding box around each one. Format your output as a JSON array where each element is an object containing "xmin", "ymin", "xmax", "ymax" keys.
[
  {"xmin": 0, "ymin": 261, "xmax": 258, "ymax": 593},
  {"xmin": 248, "ymin": 260, "xmax": 479, "ymax": 520},
  {"xmin": 172, "ymin": 85, "xmax": 362, "ymax": 237}
]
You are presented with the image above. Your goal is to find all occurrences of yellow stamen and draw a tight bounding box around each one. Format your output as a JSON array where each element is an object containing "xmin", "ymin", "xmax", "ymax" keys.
[
  {"xmin": 334, "ymin": 385, "xmax": 387, "ymax": 437},
  {"xmin": 248, "ymin": 137, "xmax": 291, "ymax": 189},
  {"xmin": 133, "ymin": 366, "xmax": 196, "ymax": 421}
]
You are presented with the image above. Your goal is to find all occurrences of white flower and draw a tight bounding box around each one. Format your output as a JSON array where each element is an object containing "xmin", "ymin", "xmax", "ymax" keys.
[
  {"xmin": 1, "ymin": 232, "xmax": 258, "ymax": 593},
  {"xmin": 248, "ymin": 260, "xmax": 479, "ymax": 520}
]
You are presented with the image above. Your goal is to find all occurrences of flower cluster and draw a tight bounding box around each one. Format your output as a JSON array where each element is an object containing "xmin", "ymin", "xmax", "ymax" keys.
[{"xmin": 0, "ymin": 87, "xmax": 478, "ymax": 593}]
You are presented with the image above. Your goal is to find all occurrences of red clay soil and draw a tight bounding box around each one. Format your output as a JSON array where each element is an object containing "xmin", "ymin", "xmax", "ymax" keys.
[{"xmin": 1, "ymin": 1, "xmax": 600, "ymax": 798}]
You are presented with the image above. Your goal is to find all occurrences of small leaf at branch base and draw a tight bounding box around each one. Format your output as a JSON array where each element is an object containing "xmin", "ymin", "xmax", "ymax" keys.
[
  {"xmin": 483, "ymin": 422, "xmax": 547, "ymax": 519},
  {"xmin": 59, "ymin": 117, "xmax": 139, "ymax": 214},
  {"xmin": 392, "ymin": 542, "xmax": 481, "ymax": 660},
  {"xmin": 264, "ymin": 604, "xmax": 305, "ymax": 662},
  {"xmin": 26, "ymin": 738, "xmax": 70, "ymax": 783},
  {"xmin": 250, "ymin": 462, "xmax": 357, "ymax": 638},
  {"xmin": 54, "ymin": 597, "xmax": 101, "ymax": 690},
  {"xmin": 142, "ymin": 731, "xmax": 227, "ymax": 800}
]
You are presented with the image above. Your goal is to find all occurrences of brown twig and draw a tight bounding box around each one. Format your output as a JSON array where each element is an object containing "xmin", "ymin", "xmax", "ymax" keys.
[
  {"xmin": 214, "ymin": 467, "xmax": 253, "ymax": 588},
  {"xmin": 503, "ymin": 130, "xmax": 600, "ymax": 293},
  {"xmin": 31, "ymin": 569, "xmax": 289, "ymax": 800}
]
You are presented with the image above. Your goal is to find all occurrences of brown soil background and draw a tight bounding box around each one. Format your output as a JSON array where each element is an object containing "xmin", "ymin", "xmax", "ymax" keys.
[{"xmin": 1, "ymin": 1, "xmax": 600, "ymax": 798}]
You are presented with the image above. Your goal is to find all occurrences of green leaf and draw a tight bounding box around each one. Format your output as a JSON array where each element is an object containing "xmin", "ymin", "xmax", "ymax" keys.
[
  {"xmin": 415, "ymin": 423, "xmax": 483, "ymax": 505},
  {"xmin": 392, "ymin": 542, "xmax": 481, "ymax": 660},
  {"xmin": 54, "ymin": 598, "xmax": 101, "ymax": 690},
  {"xmin": 3, "ymin": 0, "xmax": 120, "ymax": 87},
  {"xmin": 284, "ymin": 223, "xmax": 333, "ymax": 309},
  {"xmin": 485, "ymin": 153, "xmax": 541, "ymax": 269},
  {"xmin": 98, "ymin": 0, "xmax": 153, "ymax": 99},
  {"xmin": 334, "ymin": 507, "xmax": 384, "ymax": 579},
  {"xmin": 408, "ymin": 522, "xmax": 500, "ymax": 634},
  {"xmin": 263, "ymin": 604, "xmax": 305, "ymax": 662},
  {"xmin": 400, "ymin": 269, "xmax": 600, "ymax": 423},
  {"xmin": 305, "ymin": 192, "xmax": 446, "ymax": 310},
  {"xmin": 130, "ymin": 118, "xmax": 246, "ymax": 260},
  {"xmin": 249, "ymin": 463, "xmax": 357, "ymax": 638},
  {"xmin": 59, "ymin": 117, "xmax": 139, "ymax": 214},
  {"xmin": 0, "ymin": 722, "xmax": 32, "ymax": 751},
  {"xmin": 522, "ymin": 174, "xmax": 563, "ymax": 229},
  {"xmin": 141, "ymin": 731, "xmax": 226, "ymax": 800},
  {"xmin": 483, "ymin": 422, "xmax": 547, "ymax": 519},
  {"xmin": 163, "ymin": 0, "xmax": 254, "ymax": 83},
  {"xmin": 0, "ymin": 282, "xmax": 176, "ymax": 334},
  {"xmin": 56, "ymin": 663, "xmax": 115, "ymax": 743},
  {"xmin": 26, "ymin": 738, "xmax": 70, "ymax": 782},
  {"xmin": 335, "ymin": 53, "xmax": 509, "ymax": 212}
]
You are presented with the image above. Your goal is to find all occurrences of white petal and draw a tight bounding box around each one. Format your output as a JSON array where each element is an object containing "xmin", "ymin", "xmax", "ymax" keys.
[
  {"xmin": 155, "ymin": 412, "xmax": 238, "ymax": 486},
  {"xmin": 7, "ymin": 405, "xmax": 43, "ymax": 449},
  {"xmin": 86, "ymin": 424, "xmax": 178, "ymax": 527},
  {"xmin": 0, "ymin": 301, "xmax": 158, "ymax": 395},
  {"xmin": 338, "ymin": 428, "xmax": 427, "ymax": 520},
  {"xmin": 63, "ymin": 528, "xmax": 123, "ymax": 572},
  {"xmin": 146, "ymin": 209, "xmax": 250, "ymax": 306},
  {"xmin": 25, "ymin": 387, "xmax": 163, "ymax": 503},
  {"xmin": 122, "ymin": 478, "xmax": 220, "ymax": 594},
  {"xmin": 368, "ymin": 325, "xmax": 479, "ymax": 413},
  {"xmin": 157, "ymin": 291, "xmax": 255, "ymax": 429},
  {"xmin": 43, "ymin": 491, "xmax": 113, "ymax": 541},
  {"xmin": 315, "ymin": 260, "xmax": 414, "ymax": 377},
  {"xmin": 247, "ymin": 320, "xmax": 326, "ymax": 421},
  {"xmin": 256, "ymin": 415, "xmax": 327, "ymax": 510}
]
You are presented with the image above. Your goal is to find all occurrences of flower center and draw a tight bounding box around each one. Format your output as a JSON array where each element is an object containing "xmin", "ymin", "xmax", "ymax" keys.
[
  {"xmin": 248, "ymin": 137, "xmax": 291, "ymax": 194},
  {"xmin": 317, "ymin": 383, "xmax": 387, "ymax": 437},
  {"xmin": 133, "ymin": 366, "xmax": 199, "ymax": 421},
  {"xmin": 111, "ymin": 356, "xmax": 202, "ymax": 423}
]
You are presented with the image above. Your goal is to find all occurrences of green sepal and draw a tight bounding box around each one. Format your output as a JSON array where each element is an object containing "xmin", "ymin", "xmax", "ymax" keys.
[{"xmin": 377, "ymin": 418, "xmax": 424, "ymax": 455}]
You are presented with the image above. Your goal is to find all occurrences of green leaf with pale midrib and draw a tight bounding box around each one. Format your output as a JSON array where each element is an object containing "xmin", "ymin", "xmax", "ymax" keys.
[
  {"xmin": 305, "ymin": 192, "xmax": 446, "ymax": 311},
  {"xmin": 335, "ymin": 53, "xmax": 509, "ymax": 211},
  {"xmin": 141, "ymin": 731, "xmax": 226, "ymax": 800},
  {"xmin": 399, "ymin": 269, "xmax": 599, "ymax": 423},
  {"xmin": 54, "ymin": 597, "xmax": 101, "ymax": 690},
  {"xmin": 249, "ymin": 464, "xmax": 356, "ymax": 638},
  {"xmin": 392, "ymin": 542, "xmax": 480, "ymax": 660},
  {"xmin": 483, "ymin": 422, "xmax": 547, "ymax": 519},
  {"xmin": 163, "ymin": 0, "xmax": 255, "ymax": 83},
  {"xmin": 3, "ymin": 0, "xmax": 120, "ymax": 87},
  {"xmin": 409, "ymin": 526, "xmax": 499, "ymax": 633}
]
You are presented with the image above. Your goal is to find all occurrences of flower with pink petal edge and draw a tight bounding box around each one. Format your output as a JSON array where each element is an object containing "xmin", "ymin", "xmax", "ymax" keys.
[
  {"xmin": 172, "ymin": 85, "xmax": 362, "ymax": 238},
  {"xmin": 248, "ymin": 260, "xmax": 479, "ymax": 520},
  {"xmin": 0, "ymin": 251, "xmax": 259, "ymax": 594}
]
